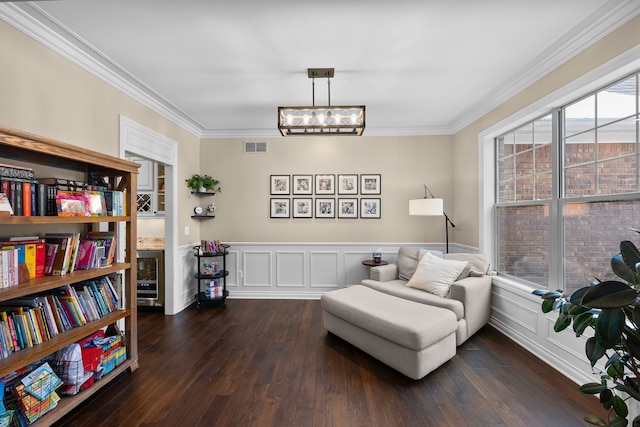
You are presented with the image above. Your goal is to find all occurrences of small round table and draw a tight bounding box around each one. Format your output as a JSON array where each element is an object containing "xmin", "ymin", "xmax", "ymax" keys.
[{"xmin": 362, "ymin": 260, "xmax": 389, "ymax": 267}]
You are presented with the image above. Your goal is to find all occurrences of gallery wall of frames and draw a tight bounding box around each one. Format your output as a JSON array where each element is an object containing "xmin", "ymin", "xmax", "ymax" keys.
[{"xmin": 270, "ymin": 174, "xmax": 381, "ymax": 219}]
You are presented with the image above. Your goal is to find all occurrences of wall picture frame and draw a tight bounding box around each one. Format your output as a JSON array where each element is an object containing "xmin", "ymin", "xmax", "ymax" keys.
[
  {"xmin": 292, "ymin": 174, "xmax": 313, "ymax": 195},
  {"xmin": 338, "ymin": 198, "xmax": 358, "ymax": 218},
  {"xmin": 337, "ymin": 174, "xmax": 358, "ymax": 195},
  {"xmin": 270, "ymin": 198, "xmax": 290, "ymax": 218},
  {"xmin": 360, "ymin": 198, "xmax": 381, "ymax": 219},
  {"xmin": 315, "ymin": 198, "xmax": 335, "ymax": 218},
  {"xmin": 360, "ymin": 174, "xmax": 381, "ymax": 195},
  {"xmin": 315, "ymin": 174, "xmax": 335, "ymax": 195},
  {"xmin": 270, "ymin": 175, "xmax": 290, "ymax": 195},
  {"xmin": 292, "ymin": 198, "xmax": 313, "ymax": 218}
]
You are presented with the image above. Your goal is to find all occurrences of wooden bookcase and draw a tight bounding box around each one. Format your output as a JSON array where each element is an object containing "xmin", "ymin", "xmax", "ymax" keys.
[{"xmin": 0, "ymin": 125, "xmax": 139, "ymax": 425}]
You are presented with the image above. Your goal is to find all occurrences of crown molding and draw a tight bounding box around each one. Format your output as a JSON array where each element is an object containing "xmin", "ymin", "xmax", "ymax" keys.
[
  {"xmin": 1, "ymin": 1, "xmax": 638, "ymax": 139},
  {"xmin": 449, "ymin": 0, "xmax": 640, "ymax": 134},
  {"xmin": 0, "ymin": 2, "xmax": 205, "ymax": 138}
]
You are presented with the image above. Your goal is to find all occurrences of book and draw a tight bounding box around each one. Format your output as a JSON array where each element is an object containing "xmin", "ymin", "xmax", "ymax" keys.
[
  {"xmin": 44, "ymin": 235, "xmax": 70, "ymax": 275},
  {"xmin": 1, "ymin": 238, "xmax": 46, "ymax": 279},
  {"xmin": 0, "ymin": 192, "xmax": 12, "ymax": 216},
  {"xmin": 44, "ymin": 243, "xmax": 58, "ymax": 275},
  {"xmin": 87, "ymin": 231, "xmax": 117, "ymax": 266},
  {"xmin": 74, "ymin": 240, "xmax": 96, "ymax": 270}
]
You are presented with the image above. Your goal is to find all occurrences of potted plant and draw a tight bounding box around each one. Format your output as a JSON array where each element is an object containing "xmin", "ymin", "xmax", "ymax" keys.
[
  {"xmin": 185, "ymin": 174, "xmax": 221, "ymax": 194},
  {"xmin": 533, "ymin": 231, "xmax": 640, "ymax": 426}
]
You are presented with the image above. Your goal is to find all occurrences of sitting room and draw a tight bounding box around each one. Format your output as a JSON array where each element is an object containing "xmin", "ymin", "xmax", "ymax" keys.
[{"xmin": 0, "ymin": 1, "xmax": 639, "ymax": 425}]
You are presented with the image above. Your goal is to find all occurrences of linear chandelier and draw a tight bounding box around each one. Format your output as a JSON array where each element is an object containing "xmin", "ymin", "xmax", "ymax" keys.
[{"xmin": 278, "ymin": 68, "xmax": 365, "ymax": 137}]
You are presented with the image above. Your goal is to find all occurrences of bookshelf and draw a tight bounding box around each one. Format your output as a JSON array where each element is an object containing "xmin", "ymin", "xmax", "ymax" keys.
[{"xmin": 0, "ymin": 125, "xmax": 139, "ymax": 425}]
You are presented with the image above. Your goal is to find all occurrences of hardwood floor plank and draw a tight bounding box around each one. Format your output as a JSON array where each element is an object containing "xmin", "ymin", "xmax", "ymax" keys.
[{"xmin": 55, "ymin": 300, "xmax": 607, "ymax": 427}]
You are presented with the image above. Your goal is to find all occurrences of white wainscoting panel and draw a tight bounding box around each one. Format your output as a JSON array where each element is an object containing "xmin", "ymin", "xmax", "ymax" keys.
[
  {"xmin": 243, "ymin": 251, "xmax": 272, "ymax": 287},
  {"xmin": 277, "ymin": 251, "xmax": 306, "ymax": 288},
  {"xmin": 309, "ymin": 251, "xmax": 340, "ymax": 288}
]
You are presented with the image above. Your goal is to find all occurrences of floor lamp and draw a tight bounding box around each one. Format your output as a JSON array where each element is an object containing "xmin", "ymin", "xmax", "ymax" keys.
[{"xmin": 409, "ymin": 185, "xmax": 456, "ymax": 253}]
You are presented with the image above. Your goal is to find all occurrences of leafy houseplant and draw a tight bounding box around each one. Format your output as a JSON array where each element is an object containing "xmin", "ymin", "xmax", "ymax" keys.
[
  {"xmin": 533, "ymin": 234, "xmax": 640, "ymax": 427},
  {"xmin": 185, "ymin": 174, "xmax": 221, "ymax": 193}
]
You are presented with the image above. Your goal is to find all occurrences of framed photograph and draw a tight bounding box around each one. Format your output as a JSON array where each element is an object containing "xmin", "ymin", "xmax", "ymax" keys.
[
  {"xmin": 292, "ymin": 198, "xmax": 313, "ymax": 218},
  {"xmin": 270, "ymin": 198, "xmax": 290, "ymax": 218},
  {"xmin": 315, "ymin": 174, "xmax": 335, "ymax": 195},
  {"xmin": 360, "ymin": 174, "xmax": 381, "ymax": 195},
  {"xmin": 338, "ymin": 174, "xmax": 358, "ymax": 195},
  {"xmin": 360, "ymin": 198, "xmax": 381, "ymax": 219},
  {"xmin": 56, "ymin": 191, "xmax": 91, "ymax": 217},
  {"xmin": 315, "ymin": 198, "xmax": 335, "ymax": 218},
  {"xmin": 292, "ymin": 175, "xmax": 313, "ymax": 195},
  {"xmin": 338, "ymin": 198, "xmax": 358, "ymax": 218},
  {"xmin": 270, "ymin": 175, "xmax": 290, "ymax": 195}
]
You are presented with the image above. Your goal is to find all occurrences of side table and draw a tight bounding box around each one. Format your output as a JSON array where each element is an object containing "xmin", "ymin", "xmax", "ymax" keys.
[{"xmin": 362, "ymin": 260, "xmax": 389, "ymax": 267}]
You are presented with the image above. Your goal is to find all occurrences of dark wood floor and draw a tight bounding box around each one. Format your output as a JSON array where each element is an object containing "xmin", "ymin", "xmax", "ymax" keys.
[{"xmin": 55, "ymin": 299, "xmax": 605, "ymax": 426}]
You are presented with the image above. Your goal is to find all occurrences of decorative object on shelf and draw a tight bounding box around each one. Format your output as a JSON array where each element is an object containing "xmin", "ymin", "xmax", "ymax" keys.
[
  {"xmin": 185, "ymin": 174, "xmax": 221, "ymax": 194},
  {"xmin": 193, "ymin": 206, "xmax": 203, "ymax": 215},
  {"xmin": 206, "ymin": 202, "xmax": 216, "ymax": 215},
  {"xmin": 278, "ymin": 68, "xmax": 365, "ymax": 136},
  {"xmin": 532, "ymin": 231, "xmax": 640, "ymax": 426},
  {"xmin": 409, "ymin": 184, "xmax": 455, "ymax": 253}
]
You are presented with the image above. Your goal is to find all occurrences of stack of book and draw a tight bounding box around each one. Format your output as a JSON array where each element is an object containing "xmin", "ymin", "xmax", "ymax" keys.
[
  {"xmin": 0, "ymin": 163, "xmax": 42, "ymax": 217},
  {"xmin": 12, "ymin": 362, "xmax": 62, "ymax": 424},
  {"xmin": 0, "ymin": 277, "xmax": 120, "ymax": 359}
]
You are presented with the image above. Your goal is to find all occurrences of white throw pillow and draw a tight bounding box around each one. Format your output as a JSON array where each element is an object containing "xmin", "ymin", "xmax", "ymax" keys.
[{"xmin": 406, "ymin": 252, "xmax": 468, "ymax": 297}]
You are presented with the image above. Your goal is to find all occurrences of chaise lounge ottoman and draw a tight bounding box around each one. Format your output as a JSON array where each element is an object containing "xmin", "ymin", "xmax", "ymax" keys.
[{"xmin": 321, "ymin": 285, "xmax": 457, "ymax": 380}]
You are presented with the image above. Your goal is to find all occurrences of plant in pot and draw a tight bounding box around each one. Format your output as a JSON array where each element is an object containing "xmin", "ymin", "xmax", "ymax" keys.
[
  {"xmin": 533, "ymin": 232, "xmax": 640, "ymax": 426},
  {"xmin": 185, "ymin": 174, "xmax": 221, "ymax": 194}
]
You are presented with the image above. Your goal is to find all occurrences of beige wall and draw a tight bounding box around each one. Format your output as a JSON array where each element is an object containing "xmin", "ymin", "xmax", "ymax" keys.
[
  {"xmin": 3, "ymin": 13, "xmax": 639, "ymax": 249},
  {"xmin": 0, "ymin": 20, "xmax": 200, "ymax": 246},
  {"xmin": 452, "ymin": 15, "xmax": 640, "ymax": 248},
  {"xmin": 198, "ymin": 135, "xmax": 453, "ymax": 243}
]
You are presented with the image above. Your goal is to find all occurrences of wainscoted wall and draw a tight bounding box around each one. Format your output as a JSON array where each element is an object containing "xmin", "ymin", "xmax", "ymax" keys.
[
  {"xmin": 489, "ymin": 277, "xmax": 597, "ymax": 387},
  {"xmin": 174, "ymin": 242, "xmax": 476, "ymax": 311}
]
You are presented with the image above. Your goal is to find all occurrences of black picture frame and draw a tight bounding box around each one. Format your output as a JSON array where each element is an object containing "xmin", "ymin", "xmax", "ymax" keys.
[
  {"xmin": 270, "ymin": 198, "xmax": 290, "ymax": 218},
  {"xmin": 292, "ymin": 174, "xmax": 313, "ymax": 195},
  {"xmin": 315, "ymin": 198, "xmax": 335, "ymax": 218},
  {"xmin": 338, "ymin": 198, "xmax": 358, "ymax": 218},
  {"xmin": 270, "ymin": 175, "xmax": 290, "ymax": 195},
  {"xmin": 337, "ymin": 174, "xmax": 358, "ymax": 195},
  {"xmin": 360, "ymin": 198, "xmax": 381, "ymax": 219},
  {"xmin": 292, "ymin": 198, "xmax": 313, "ymax": 218},
  {"xmin": 360, "ymin": 174, "xmax": 381, "ymax": 195},
  {"xmin": 315, "ymin": 174, "xmax": 335, "ymax": 195}
]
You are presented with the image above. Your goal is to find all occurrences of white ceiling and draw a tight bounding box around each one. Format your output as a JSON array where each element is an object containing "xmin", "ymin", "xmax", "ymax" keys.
[{"xmin": 4, "ymin": 0, "xmax": 640, "ymax": 137}]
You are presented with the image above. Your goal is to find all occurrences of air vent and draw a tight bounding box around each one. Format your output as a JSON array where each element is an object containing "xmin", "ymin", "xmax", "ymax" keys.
[{"xmin": 244, "ymin": 141, "xmax": 268, "ymax": 153}]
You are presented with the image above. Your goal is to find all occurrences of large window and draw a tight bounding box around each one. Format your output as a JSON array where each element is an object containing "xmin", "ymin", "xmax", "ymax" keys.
[{"xmin": 496, "ymin": 72, "xmax": 640, "ymax": 293}]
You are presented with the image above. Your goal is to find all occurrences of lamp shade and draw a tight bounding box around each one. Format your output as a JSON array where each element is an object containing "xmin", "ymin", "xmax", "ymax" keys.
[{"xmin": 409, "ymin": 198, "xmax": 443, "ymax": 216}]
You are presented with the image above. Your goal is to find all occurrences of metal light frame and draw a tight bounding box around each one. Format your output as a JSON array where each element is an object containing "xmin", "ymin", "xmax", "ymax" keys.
[
  {"xmin": 409, "ymin": 184, "xmax": 456, "ymax": 253},
  {"xmin": 278, "ymin": 68, "xmax": 366, "ymax": 136}
]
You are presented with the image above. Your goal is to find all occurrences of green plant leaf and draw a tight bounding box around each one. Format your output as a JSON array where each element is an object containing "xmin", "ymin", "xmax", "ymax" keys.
[
  {"xmin": 569, "ymin": 304, "xmax": 591, "ymax": 316},
  {"xmin": 541, "ymin": 298, "xmax": 555, "ymax": 313},
  {"xmin": 596, "ymin": 308, "xmax": 625, "ymax": 348},
  {"xmin": 599, "ymin": 388, "xmax": 613, "ymax": 403},
  {"xmin": 580, "ymin": 382, "xmax": 608, "ymax": 394},
  {"xmin": 573, "ymin": 311, "xmax": 594, "ymax": 336},
  {"xmin": 583, "ymin": 415, "xmax": 606, "ymax": 426},
  {"xmin": 609, "ymin": 417, "xmax": 629, "ymax": 427},
  {"xmin": 615, "ymin": 382, "xmax": 640, "ymax": 401},
  {"xmin": 581, "ymin": 281, "xmax": 638, "ymax": 309},
  {"xmin": 554, "ymin": 314, "xmax": 571, "ymax": 332},
  {"xmin": 612, "ymin": 395, "xmax": 629, "ymax": 418},
  {"xmin": 570, "ymin": 286, "xmax": 591, "ymax": 305},
  {"xmin": 586, "ymin": 337, "xmax": 607, "ymax": 365},
  {"xmin": 613, "ymin": 252, "xmax": 638, "ymax": 285},
  {"xmin": 622, "ymin": 240, "xmax": 640, "ymax": 269},
  {"xmin": 633, "ymin": 415, "xmax": 640, "ymax": 427}
]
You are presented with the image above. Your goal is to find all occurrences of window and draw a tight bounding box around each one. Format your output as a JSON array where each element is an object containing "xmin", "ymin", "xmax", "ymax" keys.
[{"xmin": 496, "ymin": 72, "xmax": 640, "ymax": 292}]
